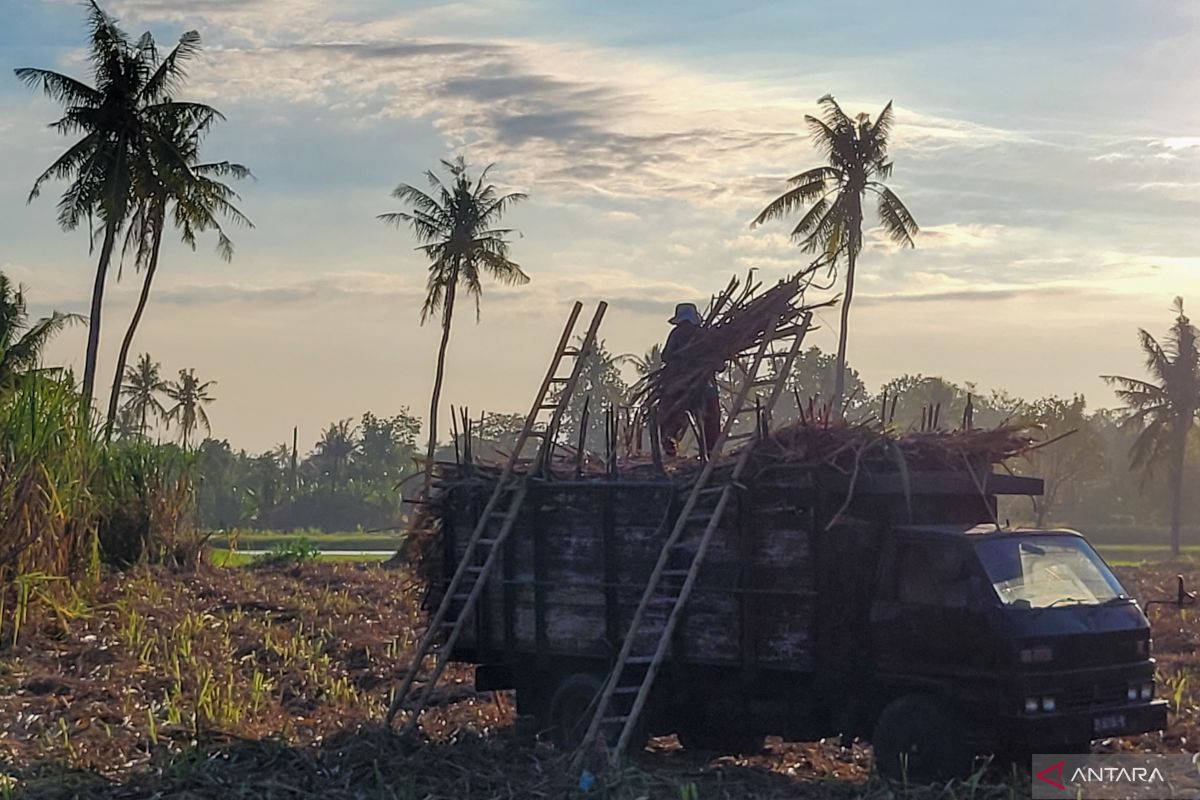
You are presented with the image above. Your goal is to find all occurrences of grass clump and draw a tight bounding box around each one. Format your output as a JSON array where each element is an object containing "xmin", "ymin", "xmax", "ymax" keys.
[
  {"xmin": 250, "ymin": 538, "xmax": 321, "ymax": 568},
  {"xmin": 1, "ymin": 375, "xmax": 204, "ymax": 646}
]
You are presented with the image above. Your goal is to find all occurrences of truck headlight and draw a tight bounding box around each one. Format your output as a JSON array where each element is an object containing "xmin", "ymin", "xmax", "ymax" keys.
[
  {"xmin": 1025, "ymin": 697, "xmax": 1040, "ymax": 713},
  {"xmin": 1020, "ymin": 646, "xmax": 1054, "ymax": 664},
  {"xmin": 1042, "ymin": 696, "xmax": 1056, "ymax": 713},
  {"xmin": 1140, "ymin": 682, "xmax": 1153, "ymax": 700},
  {"xmin": 1128, "ymin": 686, "xmax": 1140, "ymax": 701}
]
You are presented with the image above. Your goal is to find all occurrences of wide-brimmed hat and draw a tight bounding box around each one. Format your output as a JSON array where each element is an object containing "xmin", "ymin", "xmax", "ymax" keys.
[{"xmin": 668, "ymin": 302, "xmax": 702, "ymax": 325}]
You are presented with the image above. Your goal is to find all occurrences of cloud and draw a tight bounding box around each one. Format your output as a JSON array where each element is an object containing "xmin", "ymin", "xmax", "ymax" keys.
[
  {"xmin": 89, "ymin": 0, "xmax": 1057, "ymax": 212},
  {"xmin": 1136, "ymin": 181, "xmax": 1200, "ymax": 201},
  {"xmin": 856, "ymin": 283, "xmax": 1108, "ymax": 306},
  {"xmin": 66, "ymin": 268, "xmax": 700, "ymax": 324}
]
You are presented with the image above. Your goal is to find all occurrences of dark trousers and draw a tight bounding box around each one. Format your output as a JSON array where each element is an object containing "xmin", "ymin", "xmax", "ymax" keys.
[{"xmin": 661, "ymin": 394, "xmax": 721, "ymax": 457}]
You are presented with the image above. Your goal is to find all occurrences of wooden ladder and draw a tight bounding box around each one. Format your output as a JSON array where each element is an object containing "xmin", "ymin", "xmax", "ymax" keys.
[
  {"xmin": 573, "ymin": 310, "xmax": 812, "ymax": 766},
  {"xmin": 385, "ymin": 300, "xmax": 608, "ymax": 732}
]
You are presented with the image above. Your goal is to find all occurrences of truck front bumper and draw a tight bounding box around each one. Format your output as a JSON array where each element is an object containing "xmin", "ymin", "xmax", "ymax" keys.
[{"xmin": 1001, "ymin": 700, "xmax": 1168, "ymax": 749}]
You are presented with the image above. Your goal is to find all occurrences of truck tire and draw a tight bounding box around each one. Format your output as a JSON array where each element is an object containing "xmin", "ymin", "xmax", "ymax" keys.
[
  {"xmin": 545, "ymin": 674, "xmax": 605, "ymax": 751},
  {"xmin": 872, "ymin": 694, "xmax": 973, "ymax": 783},
  {"xmin": 544, "ymin": 673, "xmax": 649, "ymax": 753}
]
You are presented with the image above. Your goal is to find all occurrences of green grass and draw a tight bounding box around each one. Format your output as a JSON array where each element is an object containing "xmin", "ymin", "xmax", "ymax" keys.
[
  {"xmin": 210, "ymin": 530, "xmax": 404, "ymax": 552},
  {"xmin": 208, "ymin": 550, "xmax": 389, "ymax": 567}
]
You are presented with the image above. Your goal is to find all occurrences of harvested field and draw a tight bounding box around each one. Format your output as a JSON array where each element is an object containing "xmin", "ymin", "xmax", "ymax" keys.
[{"xmin": 0, "ymin": 560, "xmax": 1196, "ymax": 798}]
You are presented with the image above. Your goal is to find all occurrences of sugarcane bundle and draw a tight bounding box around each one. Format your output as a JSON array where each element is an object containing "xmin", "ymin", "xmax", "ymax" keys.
[
  {"xmin": 630, "ymin": 270, "xmax": 832, "ymax": 430},
  {"xmin": 761, "ymin": 416, "xmax": 1038, "ymax": 474}
]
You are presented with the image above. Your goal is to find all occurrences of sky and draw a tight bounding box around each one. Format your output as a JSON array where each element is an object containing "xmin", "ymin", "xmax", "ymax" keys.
[{"xmin": 3, "ymin": 0, "xmax": 1200, "ymax": 452}]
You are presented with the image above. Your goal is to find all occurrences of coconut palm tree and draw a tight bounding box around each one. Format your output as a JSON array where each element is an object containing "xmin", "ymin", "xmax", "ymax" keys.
[
  {"xmin": 752, "ymin": 95, "xmax": 918, "ymax": 408},
  {"xmin": 164, "ymin": 367, "xmax": 216, "ymax": 448},
  {"xmin": 378, "ymin": 156, "xmax": 529, "ymax": 492},
  {"xmin": 15, "ymin": 2, "xmax": 213, "ymax": 405},
  {"xmin": 118, "ymin": 352, "xmax": 168, "ymax": 436},
  {"xmin": 314, "ymin": 419, "xmax": 358, "ymax": 490},
  {"xmin": 0, "ymin": 273, "xmax": 82, "ymax": 391},
  {"xmin": 1104, "ymin": 298, "xmax": 1200, "ymax": 557},
  {"xmin": 104, "ymin": 110, "xmax": 252, "ymax": 434}
]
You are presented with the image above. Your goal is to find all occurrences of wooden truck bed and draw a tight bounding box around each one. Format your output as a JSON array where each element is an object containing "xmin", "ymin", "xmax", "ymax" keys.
[
  {"xmin": 441, "ymin": 479, "xmax": 817, "ymax": 671},
  {"xmin": 436, "ymin": 469, "xmax": 1040, "ymax": 676}
]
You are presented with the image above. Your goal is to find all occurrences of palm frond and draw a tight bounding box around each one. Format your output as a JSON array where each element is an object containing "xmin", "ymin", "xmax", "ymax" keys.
[
  {"xmin": 752, "ymin": 169, "xmax": 838, "ymax": 228},
  {"xmin": 12, "ymin": 68, "xmax": 101, "ymax": 107},
  {"xmin": 873, "ymin": 184, "xmax": 919, "ymax": 246},
  {"xmin": 140, "ymin": 30, "xmax": 201, "ymax": 101}
]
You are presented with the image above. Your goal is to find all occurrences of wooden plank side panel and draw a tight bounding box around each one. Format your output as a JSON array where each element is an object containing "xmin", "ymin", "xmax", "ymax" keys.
[{"xmin": 441, "ymin": 481, "xmax": 816, "ymax": 671}]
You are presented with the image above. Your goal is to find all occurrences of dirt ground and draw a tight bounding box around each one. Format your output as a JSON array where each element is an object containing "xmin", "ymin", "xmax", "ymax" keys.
[{"xmin": 0, "ymin": 560, "xmax": 1197, "ymax": 799}]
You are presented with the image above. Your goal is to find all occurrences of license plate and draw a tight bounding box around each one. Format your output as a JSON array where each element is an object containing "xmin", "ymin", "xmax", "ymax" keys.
[{"xmin": 1094, "ymin": 713, "xmax": 1126, "ymax": 734}]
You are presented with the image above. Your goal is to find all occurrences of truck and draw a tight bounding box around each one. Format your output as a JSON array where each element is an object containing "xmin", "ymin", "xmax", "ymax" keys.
[{"xmin": 430, "ymin": 461, "xmax": 1170, "ymax": 781}]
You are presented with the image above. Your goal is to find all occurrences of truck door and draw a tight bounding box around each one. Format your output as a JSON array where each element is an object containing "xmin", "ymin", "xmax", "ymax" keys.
[{"xmin": 870, "ymin": 537, "xmax": 995, "ymax": 686}]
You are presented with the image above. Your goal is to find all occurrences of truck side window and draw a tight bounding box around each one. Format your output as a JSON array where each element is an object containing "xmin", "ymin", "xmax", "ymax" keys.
[{"xmin": 896, "ymin": 542, "xmax": 970, "ymax": 609}]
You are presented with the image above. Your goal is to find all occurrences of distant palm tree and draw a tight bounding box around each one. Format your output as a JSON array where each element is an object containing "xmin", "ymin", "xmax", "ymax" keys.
[
  {"xmin": 164, "ymin": 368, "xmax": 216, "ymax": 448},
  {"xmin": 752, "ymin": 95, "xmax": 918, "ymax": 409},
  {"xmin": 119, "ymin": 353, "xmax": 168, "ymax": 436},
  {"xmin": 378, "ymin": 156, "xmax": 529, "ymax": 492},
  {"xmin": 0, "ymin": 272, "xmax": 81, "ymax": 390},
  {"xmin": 1104, "ymin": 297, "xmax": 1200, "ymax": 556},
  {"xmin": 314, "ymin": 419, "xmax": 357, "ymax": 489},
  {"xmin": 15, "ymin": 2, "xmax": 212, "ymax": 405},
  {"xmin": 620, "ymin": 344, "xmax": 664, "ymax": 378},
  {"xmin": 104, "ymin": 112, "xmax": 252, "ymax": 434}
]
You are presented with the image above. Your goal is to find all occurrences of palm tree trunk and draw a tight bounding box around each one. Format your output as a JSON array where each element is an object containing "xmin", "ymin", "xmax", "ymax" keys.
[
  {"xmin": 82, "ymin": 220, "xmax": 118, "ymax": 406},
  {"xmin": 832, "ymin": 226, "xmax": 861, "ymax": 412},
  {"xmin": 423, "ymin": 272, "xmax": 458, "ymax": 495},
  {"xmin": 105, "ymin": 211, "xmax": 165, "ymax": 437},
  {"xmin": 1170, "ymin": 421, "xmax": 1189, "ymax": 557}
]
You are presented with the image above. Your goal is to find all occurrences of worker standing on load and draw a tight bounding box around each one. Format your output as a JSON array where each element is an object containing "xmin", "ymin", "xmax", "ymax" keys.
[{"xmin": 660, "ymin": 302, "xmax": 721, "ymax": 457}]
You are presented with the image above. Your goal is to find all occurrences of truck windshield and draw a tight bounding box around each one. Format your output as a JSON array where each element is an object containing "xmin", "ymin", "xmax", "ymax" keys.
[{"xmin": 975, "ymin": 535, "xmax": 1125, "ymax": 609}]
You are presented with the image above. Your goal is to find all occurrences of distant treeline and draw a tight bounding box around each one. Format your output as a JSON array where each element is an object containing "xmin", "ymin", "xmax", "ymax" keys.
[{"xmin": 192, "ymin": 344, "xmax": 1185, "ymax": 542}]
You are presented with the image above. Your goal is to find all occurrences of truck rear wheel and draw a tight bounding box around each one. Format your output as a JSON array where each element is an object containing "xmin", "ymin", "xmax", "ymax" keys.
[
  {"xmin": 545, "ymin": 674, "xmax": 602, "ymax": 750},
  {"xmin": 872, "ymin": 694, "xmax": 972, "ymax": 783},
  {"xmin": 544, "ymin": 673, "xmax": 649, "ymax": 753}
]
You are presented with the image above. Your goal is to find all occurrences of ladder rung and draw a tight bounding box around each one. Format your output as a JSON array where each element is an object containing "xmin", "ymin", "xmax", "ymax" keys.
[
  {"xmin": 648, "ymin": 595, "xmax": 677, "ymax": 605},
  {"xmin": 478, "ymin": 538, "xmax": 500, "ymax": 545},
  {"xmin": 561, "ymin": 348, "xmax": 581, "ymax": 356},
  {"xmin": 599, "ymin": 716, "xmax": 628, "ymax": 725},
  {"xmin": 751, "ymin": 378, "xmax": 775, "ymax": 387},
  {"xmin": 696, "ymin": 485, "xmax": 726, "ymax": 495},
  {"xmin": 725, "ymin": 432, "xmax": 754, "ymax": 442},
  {"xmin": 548, "ymin": 376, "xmax": 571, "ymax": 383},
  {"xmin": 661, "ymin": 570, "xmax": 690, "ymax": 577},
  {"xmin": 537, "ymin": 403, "xmax": 559, "ymax": 410},
  {"xmin": 612, "ymin": 686, "xmax": 641, "ymax": 694},
  {"xmin": 765, "ymin": 351, "xmax": 793, "ymax": 358},
  {"xmin": 626, "ymin": 656, "xmax": 654, "ymax": 664}
]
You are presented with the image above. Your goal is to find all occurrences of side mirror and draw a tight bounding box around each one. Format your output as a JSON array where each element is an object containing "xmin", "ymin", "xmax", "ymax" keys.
[
  {"xmin": 1177, "ymin": 575, "xmax": 1197, "ymax": 608},
  {"xmin": 1144, "ymin": 575, "xmax": 1197, "ymax": 610}
]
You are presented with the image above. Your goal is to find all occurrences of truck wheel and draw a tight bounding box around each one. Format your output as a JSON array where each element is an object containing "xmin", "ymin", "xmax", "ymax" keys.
[
  {"xmin": 872, "ymin": 695, "xmax": 972, "ymax": 783},
  {"xmin": 545, "ymin": 674, "xmax": 605, "ymax": 751},
  {"xmin": 544, "ymin": 673, "xmax": 649, "ymax": 753}
]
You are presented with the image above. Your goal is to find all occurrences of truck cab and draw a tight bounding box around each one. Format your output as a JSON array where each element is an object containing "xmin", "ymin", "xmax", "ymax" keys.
[{"xmin": 866, "ymin": 524, "xmax": 1167, "ymax": 778}]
